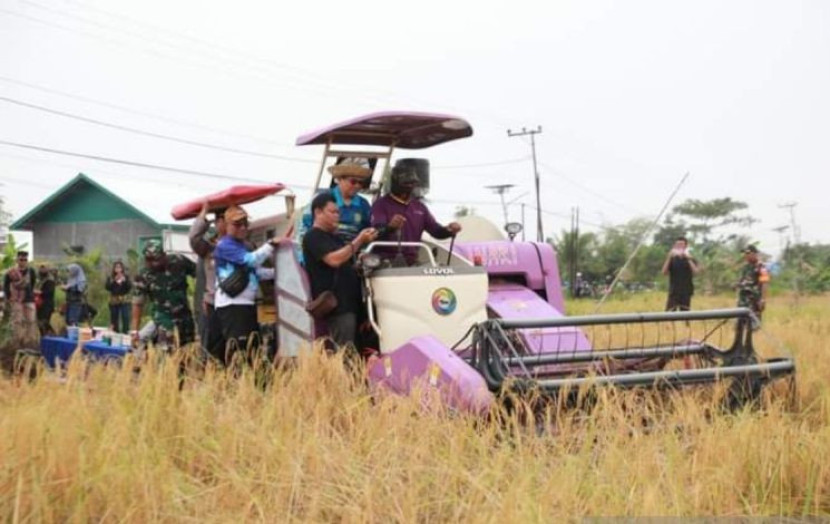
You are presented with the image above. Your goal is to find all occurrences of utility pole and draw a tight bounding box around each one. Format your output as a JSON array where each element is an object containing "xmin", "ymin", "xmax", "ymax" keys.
[
  {"xmin": 569, "ymin": 207, "xmax": 576, "ymax": 297},
  {"xmin": 485, "ymin": 183, "xmax": 516, "ymax": 227},
  {"xmin": 574, "ymin": 206, "xmax": 580, "ymax": 292},
  {"xmin": 507, "ymin": 126, "xmax": 543, "ymax": 241},
  {"xmin": 779, "ymin": 202, "xmax": 802, "ymax": 298},
  {"xmin": 778, "ymin": 202, "xmax": 801, "ymax": 245},
  {"xmin": 772, "ymin": 225, "xmax": 789, "ymax": 254}
]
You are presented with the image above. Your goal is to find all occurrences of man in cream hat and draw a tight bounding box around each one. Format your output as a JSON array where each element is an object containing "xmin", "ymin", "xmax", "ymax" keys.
[{"xmin": 295, "ymin": 157, "xmax": 373, "ymax": 262}]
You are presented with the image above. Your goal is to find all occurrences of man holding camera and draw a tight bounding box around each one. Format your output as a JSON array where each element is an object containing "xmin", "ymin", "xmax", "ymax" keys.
[{"xmin": 661, "ymin": 237, "xmax": 699, "ymax": 312}]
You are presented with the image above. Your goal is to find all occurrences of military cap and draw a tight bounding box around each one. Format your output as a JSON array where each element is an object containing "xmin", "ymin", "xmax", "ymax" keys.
[{"xmin": 143, "ymin": 239, "xmax": 165, "ymax": 258}]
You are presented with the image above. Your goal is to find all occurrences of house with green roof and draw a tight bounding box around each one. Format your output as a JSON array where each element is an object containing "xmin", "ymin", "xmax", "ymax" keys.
[{"xmin": 11, "ymin": 173, "xmax": 189, "ymax": 261}]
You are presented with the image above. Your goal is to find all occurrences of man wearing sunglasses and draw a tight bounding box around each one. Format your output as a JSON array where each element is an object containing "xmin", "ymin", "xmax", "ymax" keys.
[
  {"xmin": 213, "ymin": 204, "xmax": 281, "ymax": 364},
  {"xmin": 294, "ymin": 158, "xmax": 373, "ymax": 263}
]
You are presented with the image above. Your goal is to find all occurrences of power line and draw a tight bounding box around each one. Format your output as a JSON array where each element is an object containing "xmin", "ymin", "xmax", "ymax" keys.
[
  {"xmin": 0, "ymin": 7, "xmax": 340, "ymax": 102},
  {"xmin": 45, "ymin": 0, "xmax": 488, "ymax": 122},
  {"xmin": 34, "ymin": 0, "xmax": 326, "ymax": 84},
  {"xmin": 6, "ymin": 1, "xmax": 671, "ymax": 194},
  {"xmin": 433, "ymin": 157, "xmax": 529, "ymax": 170},
  {"xmin": 0, "ymin": 149, "xmax": 216, "ymax": 191},
  {"xmin": 0, "ymin": 138, "xmax": 294, "ymax": 184},
  {"xmin": 536, "ymin": 160, "xmax": 640, "ymax": 215},
  {"xmin": 10, "ymin": 0, "xmax": 538, "ymax": 133},
  {"xmin": 0, "ymin": 89, "xmax": 535, "ymax": 174},
  {"xmin": 0, "ymin": 74, "xmax": 291, "ymax": 147},
  {"xmin": 523, "ymin": 204, "xmax": 604, "ymax": 228},
  {"xmin": 0, "ymin": 94, "xmax": 316, "ymax": 163},
  {"xmin": 3, "ymin": 3, "xmax": 411, "ymax": 112}
]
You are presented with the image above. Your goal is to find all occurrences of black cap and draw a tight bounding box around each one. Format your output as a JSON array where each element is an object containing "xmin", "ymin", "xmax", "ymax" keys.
[{"xmin": 743, "ymin": 245, "xmax": 759, "ymax": 254}]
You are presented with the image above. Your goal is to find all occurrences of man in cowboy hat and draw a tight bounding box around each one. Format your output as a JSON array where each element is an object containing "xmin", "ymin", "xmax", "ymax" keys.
[
  {"xmin": 736, "ymin": 244, "xmax": 770, "ymax": 325},
  {"xmin": 296, "ymin": 158, "xmax": 373, "ymax": 252},
  {"xmin": 132, "ymin": 239, "xmax": 197, "ymax": 348}
]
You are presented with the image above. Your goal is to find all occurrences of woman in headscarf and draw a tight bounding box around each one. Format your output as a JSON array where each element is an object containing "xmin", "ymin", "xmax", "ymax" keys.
[{"xmin": 62, "ymin": 263, "xmax": 87, "ymax": 326}]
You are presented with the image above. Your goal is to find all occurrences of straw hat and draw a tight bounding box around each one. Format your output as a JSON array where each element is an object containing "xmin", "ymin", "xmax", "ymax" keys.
[{"xmin": 328, "ymin": 158, "xmax": 371, "ymax": 179}]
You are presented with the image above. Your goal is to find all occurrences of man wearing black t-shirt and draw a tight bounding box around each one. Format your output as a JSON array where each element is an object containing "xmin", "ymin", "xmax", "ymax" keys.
[
  {"xmin": 302, "ymin": 192, "xmax": 377, "ymax": 348},
  {"xmin": 661, "ymin": 237, "xmax": 699, "ymax": 311}
]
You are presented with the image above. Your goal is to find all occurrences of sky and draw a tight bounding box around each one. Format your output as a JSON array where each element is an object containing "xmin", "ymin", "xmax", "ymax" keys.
[{"xmin": 0, "ymin": 0, "xmax": 828, "ymax": 257}]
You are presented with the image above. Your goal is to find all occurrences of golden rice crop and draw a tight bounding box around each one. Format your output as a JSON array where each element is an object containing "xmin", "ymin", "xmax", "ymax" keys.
[{"xmin": 1, "ymin": 293, "xmax": 828, "ymax": 521}]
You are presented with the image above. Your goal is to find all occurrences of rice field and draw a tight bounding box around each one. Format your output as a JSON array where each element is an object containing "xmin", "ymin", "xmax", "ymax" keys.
[{"xmin": 1, "ymin": 293, "xmax": 828, "ymax": 521}]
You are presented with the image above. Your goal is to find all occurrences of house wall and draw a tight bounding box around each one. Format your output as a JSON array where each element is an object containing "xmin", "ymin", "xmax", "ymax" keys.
[{"xmin": 31, "ymin": 219, "xmax": 161, "ymax": 261}]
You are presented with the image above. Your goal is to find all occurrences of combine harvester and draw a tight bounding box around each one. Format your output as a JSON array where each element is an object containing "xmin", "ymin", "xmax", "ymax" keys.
[{"xmin": 205, "ymin": 112, "xmax": 798, "ymax": 413}]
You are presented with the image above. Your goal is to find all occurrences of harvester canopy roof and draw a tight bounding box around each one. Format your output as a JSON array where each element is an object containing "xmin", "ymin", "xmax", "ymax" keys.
[{"xmin": 295, "ymin": 111, "xmax": 473, "ymax": 149}]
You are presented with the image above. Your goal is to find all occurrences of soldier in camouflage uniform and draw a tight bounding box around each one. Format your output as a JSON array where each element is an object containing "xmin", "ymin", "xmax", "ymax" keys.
[
  {"xmin": 736, "ymin": 245, "xmax": 770, "ymax": 324},
  {"xmin": 132, "ymin": 240, "xmax": 196, "ymax": 348}
]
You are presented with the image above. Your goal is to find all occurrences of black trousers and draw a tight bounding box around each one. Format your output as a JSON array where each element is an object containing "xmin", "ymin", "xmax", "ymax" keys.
[
  {"xmin": 216, "ymin": 304, "xmax": 259, "ymax": 364},
  {"xmin": 202, "ymin": 303, "xmax": 227, "ymax": 363},
  {"xmin": 326, "ymin": 312, "xmax": 357, "ymax": 349}
]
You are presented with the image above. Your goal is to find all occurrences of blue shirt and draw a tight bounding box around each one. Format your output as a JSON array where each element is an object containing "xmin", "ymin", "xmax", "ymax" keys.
[{"xmin": 213, "ymin": 236, "xmax": 274, "ymax": 307}]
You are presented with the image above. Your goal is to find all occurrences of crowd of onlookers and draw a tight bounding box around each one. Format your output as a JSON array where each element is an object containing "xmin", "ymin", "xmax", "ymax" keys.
[{"xmin": 1, "ymin": 252, "xmax": 136, "ymax": 345}]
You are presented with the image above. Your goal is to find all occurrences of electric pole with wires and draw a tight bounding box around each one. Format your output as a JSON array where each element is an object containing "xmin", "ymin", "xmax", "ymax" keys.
[
  {"xmin": 507, "ymin": 126, "xmax": 543, "ymax": 241},
  {"xmin": 779, "ymin": 201, "xmax": 802, "ymax": 299},
  {"xmin": 485, "ymin": 183, "xmax": 516, "ymax": 227}
]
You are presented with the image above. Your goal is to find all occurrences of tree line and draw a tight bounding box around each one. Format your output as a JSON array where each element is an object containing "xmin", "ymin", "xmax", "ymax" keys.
[{"xmin": 554, "ymin": 197, "xmax": 829, "ymax": 295}]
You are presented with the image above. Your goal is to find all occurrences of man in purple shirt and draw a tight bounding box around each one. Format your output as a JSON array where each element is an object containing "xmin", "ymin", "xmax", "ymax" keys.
[{"xmin": 370, "ymin": 163, "xmax": 461, "ymax": 265}]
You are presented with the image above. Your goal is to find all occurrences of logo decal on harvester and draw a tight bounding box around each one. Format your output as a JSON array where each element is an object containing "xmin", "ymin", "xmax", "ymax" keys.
[{"xmin": 431, "ymin": 287, "xmax": 457, "ymax": 316}]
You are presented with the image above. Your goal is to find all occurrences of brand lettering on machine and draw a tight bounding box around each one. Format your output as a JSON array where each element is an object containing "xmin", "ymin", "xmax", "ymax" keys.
[
  {"xmin": 471, "ymin": 245, "xmax": 518, "ymax": 267},
  {"xmin": 423, "ymin": 267, "xmax": 455, "ymax": 276}
]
